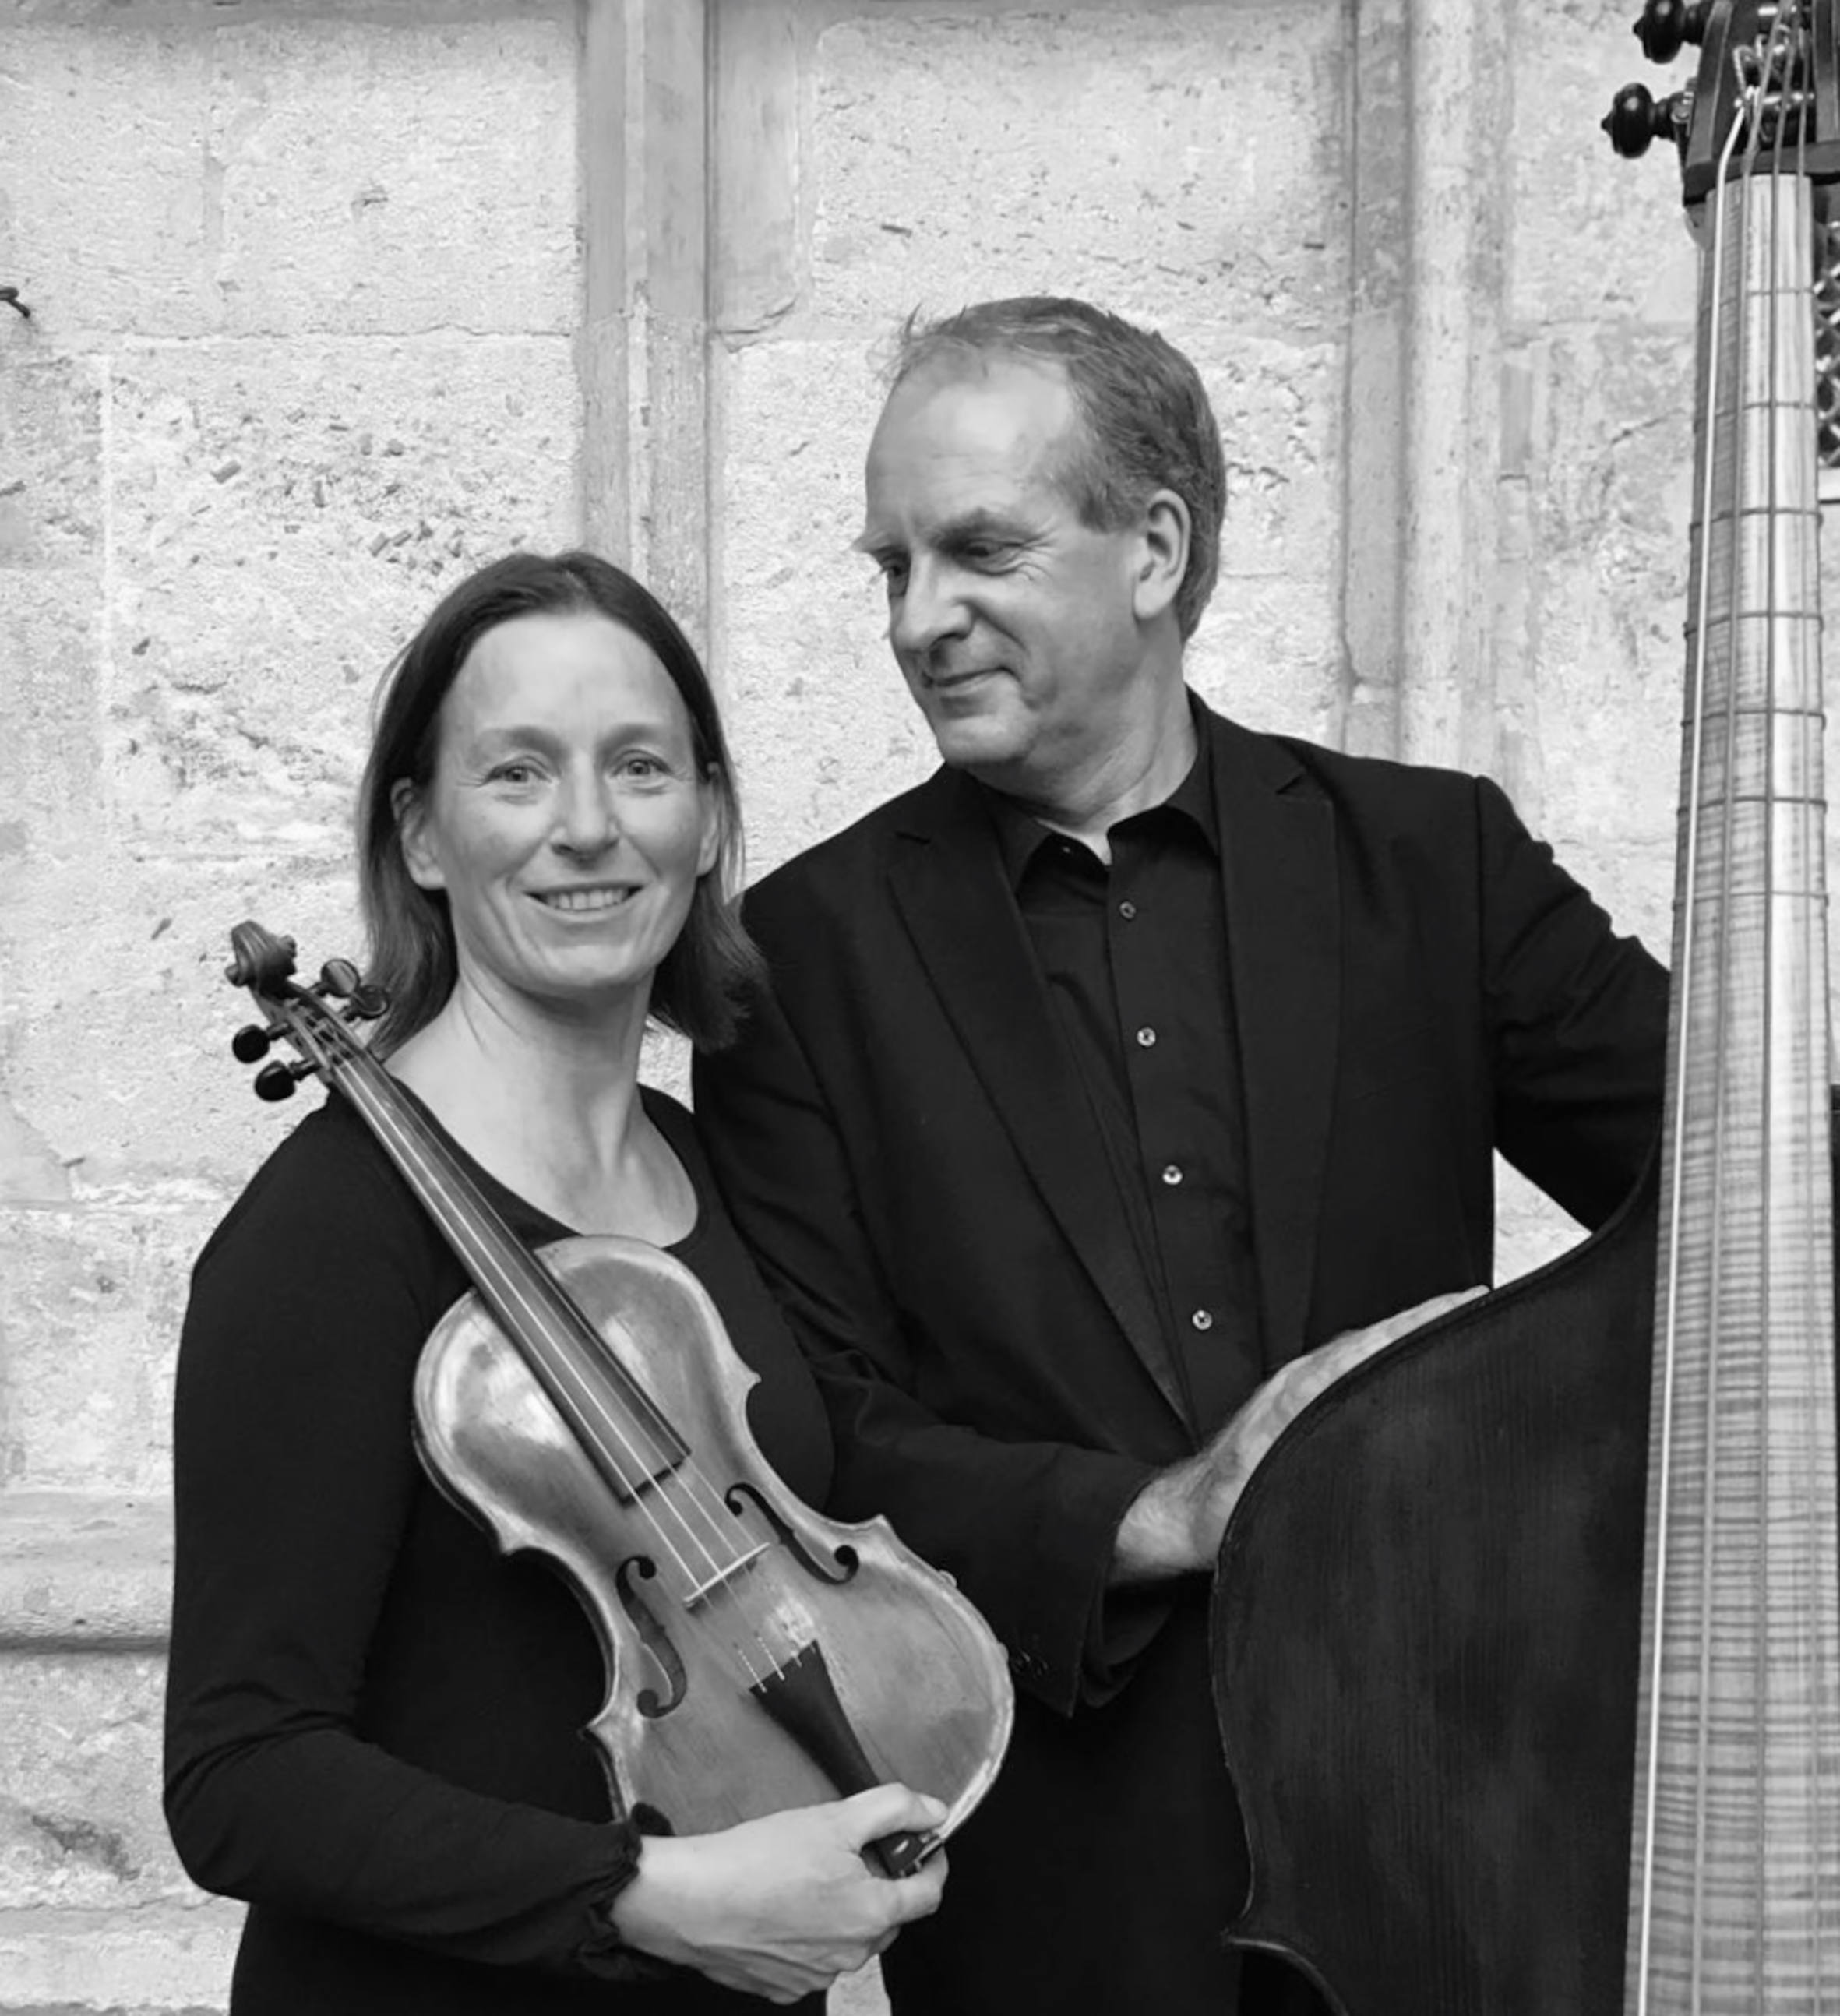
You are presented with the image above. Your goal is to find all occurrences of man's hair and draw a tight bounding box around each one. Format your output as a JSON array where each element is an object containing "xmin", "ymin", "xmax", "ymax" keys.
[
  {"xmin": 355, "ymin": 548, "xmax": 762, "ymax": 1055},
  {"xmin": 887, "ymin": 296, "xmax": 1226, "ymax": 639}
]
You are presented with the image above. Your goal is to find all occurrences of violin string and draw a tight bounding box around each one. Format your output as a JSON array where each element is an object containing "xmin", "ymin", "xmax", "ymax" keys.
[
  {"xmin": 351, "ymin": 1064, "xmax": 798, "ymax": 1691},
  {"xmin": 335, "ymin": 1046, "xmax": 802, "ymax": 1689},
  {"xmin": 1634, "ymin": 62, "xmax": 1754, "ymax": 2011}
]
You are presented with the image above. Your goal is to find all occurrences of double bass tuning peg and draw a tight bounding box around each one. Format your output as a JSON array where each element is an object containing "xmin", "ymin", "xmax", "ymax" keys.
[
  {"xmin": 1603, "ymin": 81, "xmax": 1682, "ymax": 159},
  {"xmin": 1634, "ymin": 0, "xmax": 1706, "ymax": 64}
]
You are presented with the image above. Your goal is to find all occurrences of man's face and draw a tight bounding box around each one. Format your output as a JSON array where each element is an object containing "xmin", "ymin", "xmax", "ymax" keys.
[{"xmin": 858, "ymin": 354, "xmax": 1165, "ymax": 809}]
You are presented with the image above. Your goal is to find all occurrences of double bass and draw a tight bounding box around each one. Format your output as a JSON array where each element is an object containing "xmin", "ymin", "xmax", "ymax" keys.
[{"xmin": 1210, "ymin": 3, "xmax": 1840, "ymax": 2006}]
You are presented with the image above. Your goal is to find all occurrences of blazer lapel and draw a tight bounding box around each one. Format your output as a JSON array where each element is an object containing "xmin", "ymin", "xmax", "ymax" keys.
[
  {"xmin": 888, "ymin": 771, "xmax": 1192, "ymax": 1426},
  {"xmin": 1209, "ymin": 713, "xmax": 1341, "ymax": 1364}
]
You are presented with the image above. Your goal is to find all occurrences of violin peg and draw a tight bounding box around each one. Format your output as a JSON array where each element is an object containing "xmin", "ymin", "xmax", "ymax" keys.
[
  {"xmin": 318, "ymin": 958, "xmax": 361, "ymax": 998},
  {"xmin": 231, "ymin": 1024, "xmax": 273, "ymax": 1064},
  {"xmin": 253, "ymin": 1061, "xmax": 302, "ymax": 1102}
]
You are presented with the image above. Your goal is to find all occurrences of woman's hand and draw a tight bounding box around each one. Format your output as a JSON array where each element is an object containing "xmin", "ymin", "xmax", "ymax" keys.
[{"xmin": 611, "ymin": 1785, "xmax": 950, "ymax": 2004}]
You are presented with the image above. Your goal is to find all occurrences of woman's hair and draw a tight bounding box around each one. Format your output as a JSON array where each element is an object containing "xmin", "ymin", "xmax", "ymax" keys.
[{"xmin": 355, "ymin": 548, "xmax": 762, "ymax": 1053}]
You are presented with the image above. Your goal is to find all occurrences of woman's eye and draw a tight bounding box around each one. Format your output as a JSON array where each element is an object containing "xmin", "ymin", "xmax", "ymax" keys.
[{"xmin": 488, "ymin": 760, "xmax": 540, "ymax": 786}]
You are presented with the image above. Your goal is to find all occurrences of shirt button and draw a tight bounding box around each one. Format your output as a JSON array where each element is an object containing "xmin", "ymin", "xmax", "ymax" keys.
[
  {"xmin": 1136, "ymin": 1027, "xmax": 1157, "ymax": 1048},
  {"xmin": 1119, "ymin": 900, "xmax": 1137, "ymax": 920},
  {"xmin": 1161, "ymin": 1164, "xmax": 1183, "ymax": 1186},
  {"xmin": 1191, "ymin": 1309, "xmax": 1214, "ymax": 1331}
]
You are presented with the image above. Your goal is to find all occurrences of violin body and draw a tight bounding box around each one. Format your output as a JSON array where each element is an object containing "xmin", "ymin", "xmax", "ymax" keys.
[
  {"xmin": 1210, "ymin": 1178, "xmax": 1657, "ymax": 2012},
  {"xmin": 415, "ymin": 1234, "xmax": 1014, "ymax": 1843}
]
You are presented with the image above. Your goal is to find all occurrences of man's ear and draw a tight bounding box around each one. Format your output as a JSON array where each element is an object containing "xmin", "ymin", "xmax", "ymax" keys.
[
  {"xmin": 1133, "ymin": 488, "xmax": 1192, "ymax": 626},
  {"xmin": 392, "ymin": 778, "xmax": 446, "ymax": 891}
]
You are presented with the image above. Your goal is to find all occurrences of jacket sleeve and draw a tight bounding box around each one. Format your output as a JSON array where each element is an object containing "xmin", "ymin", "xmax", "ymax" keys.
[
  {"xmin": 1475, "ymin": 774, "xmax": 1670, "ymax": 1225},
  {"xmin": 162, "ymin": 1116, "xmax": 648, "ymax": 1979},
  {"xmin": 695, "ymin": 980, "xmax": 1157, "ymax": 1720}
]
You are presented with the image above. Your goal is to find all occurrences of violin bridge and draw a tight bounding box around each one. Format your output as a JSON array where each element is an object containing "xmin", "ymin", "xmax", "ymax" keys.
[{"xmin": 679, "ymin": 1539, "xmax": 772, "ymax": 1606}]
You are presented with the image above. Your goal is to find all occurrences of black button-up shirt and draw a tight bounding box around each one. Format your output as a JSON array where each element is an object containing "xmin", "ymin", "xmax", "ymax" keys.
[{"xmin": 982, "ymin": 729, "xmax": 1264, "ymax": 1438}]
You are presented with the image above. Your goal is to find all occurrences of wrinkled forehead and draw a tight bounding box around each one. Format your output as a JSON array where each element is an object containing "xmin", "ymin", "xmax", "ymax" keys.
[{"xmin": 862, "ymin": 353, "xmax": 1085, "ymax": 528}]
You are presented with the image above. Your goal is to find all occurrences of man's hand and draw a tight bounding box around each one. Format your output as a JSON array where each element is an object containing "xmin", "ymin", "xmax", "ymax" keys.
[{"xmin": 1109, "ymin": 1287, "xmax": 1486, "ymax": 1584}]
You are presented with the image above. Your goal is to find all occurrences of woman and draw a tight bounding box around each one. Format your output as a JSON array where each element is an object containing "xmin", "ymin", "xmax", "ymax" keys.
[{"xmin": 164, "ymin": 551, "xmax": 948, "ymax": 2013}]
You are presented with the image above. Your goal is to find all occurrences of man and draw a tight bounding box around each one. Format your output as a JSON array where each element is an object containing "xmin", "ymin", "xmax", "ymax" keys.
[{"xmin": 693, "ymin": 298, "xmax": 1668, "ymax": 2015}]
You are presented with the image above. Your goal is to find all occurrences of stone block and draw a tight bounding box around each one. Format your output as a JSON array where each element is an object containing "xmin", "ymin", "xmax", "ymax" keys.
[
  {"xmin": 103, "ymin": 337, "xmax": 578, "ymax": 852},
  {"xmin": 1511, "ymin": 0, "xmax": 1701, "ymax": 330},
  {"xmin": 0, "ymin": 356, "xmax": 104, "ymax": 569},
  {"xmin": 0, "ymin": 851, "xmax": 361, "ymax": 1204},
  {"xmin": 714, "ymin": 339, "xmax": 938, "ymax": 875},
  {"xmin": 1186, "ymin": 574, "xmax": 1344, "ymax": 746},
  {"xmin": 0, "ymin": 1650, "xmax": 175, "ymax": 1909},
  {"xmin": 0, "ymin": 9, "xmax": 576, "ymax": 344},
  {"xmin": 1527, "ymin": 326, "xmax": 1693, "ymax": 885},
  {"xmin": 1186, "ymin": 333, "xmax": 1341, "ymax": 586},
  {"xmin": 808, "ymin": 5, "xmax": 1347, "ymax": 337},
  {"xmin": 0, "ymin": 1492, "xmax": 171, "ymax": 1648},
  {"xmin": 0, "ymin": 20, "xmax": 217, "ymax": 340},
  {"xmin": 0, "ymin": 1900, "xmax": 238, "ymax": 2011},
  {"xmin": 0, "ymin": 1201, "xmax": 206, "ymax": 1492},
  {"xmin": 206, "ymin": 11, "xmax": 578, "ymax": 337},
  {"xmin": 0, "ymin": 573, "xmax": 104, "ymax": 842}
]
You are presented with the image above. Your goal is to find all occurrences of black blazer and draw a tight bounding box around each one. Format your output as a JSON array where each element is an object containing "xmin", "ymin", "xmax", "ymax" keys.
[{"xmin": 694, "ymin": 702, "xmax": 1668, "ymax": 2015}]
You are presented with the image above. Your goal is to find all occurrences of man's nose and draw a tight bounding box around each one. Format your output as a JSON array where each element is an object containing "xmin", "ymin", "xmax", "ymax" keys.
[{"xmin": 890, "ymin": 556, "xmax": 971, "ymax": 658}]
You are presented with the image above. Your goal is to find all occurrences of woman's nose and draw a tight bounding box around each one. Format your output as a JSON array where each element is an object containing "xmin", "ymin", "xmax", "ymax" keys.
[{"xmin": 552, "ymin": 770, "xmax": 619, "ymax": 855}]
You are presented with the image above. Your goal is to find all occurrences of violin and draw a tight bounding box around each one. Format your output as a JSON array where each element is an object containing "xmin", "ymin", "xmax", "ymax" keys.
[
  {"xmin": 1208, "ymin": 3, "xmax": 1840, "ymax": 2007},
  {"xmin": 223, "ymin": 918, "xmax": 1013, "ymax": 1875}
]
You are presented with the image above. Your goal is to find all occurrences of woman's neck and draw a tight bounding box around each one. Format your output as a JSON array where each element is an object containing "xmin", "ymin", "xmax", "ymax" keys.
[{"xmin": 386, "ymin": 977, "xmax": 690, "ymax": 1241}]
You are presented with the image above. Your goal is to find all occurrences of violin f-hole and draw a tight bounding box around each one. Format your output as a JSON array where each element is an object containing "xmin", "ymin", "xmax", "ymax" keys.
[
  {"xmin": 725, "ymin": 1480, "xmax": 859, "ymax": 1585},
  {"xmin": 615, "ymin": 1556, "xmax": 686, "ymax": 1717}
]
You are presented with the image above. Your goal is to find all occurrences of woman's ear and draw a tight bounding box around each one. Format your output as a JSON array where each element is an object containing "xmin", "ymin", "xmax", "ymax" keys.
[
  {"xmin": 392, "ymin": 778, "xmax": 446, "ymax": 891},
  {"xmin": 696, "ymin": 776, "xmax": 725, "ymax": 879}
]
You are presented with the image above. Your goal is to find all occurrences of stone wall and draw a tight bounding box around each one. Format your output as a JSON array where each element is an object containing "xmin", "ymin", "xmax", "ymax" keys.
[{"xmin": 0, "ymin": 0, "xmax": 1731, "ymax": 2008}]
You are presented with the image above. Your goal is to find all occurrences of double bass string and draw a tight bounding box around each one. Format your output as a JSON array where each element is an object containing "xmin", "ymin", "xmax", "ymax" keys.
[
  {"xmin": 1633, "ymin": 36, "xmax": 1763, "ymax": 2000},
  {"xmin": 1635, "ymin": 15, "xmax": 1840, "ymax": 1997}
]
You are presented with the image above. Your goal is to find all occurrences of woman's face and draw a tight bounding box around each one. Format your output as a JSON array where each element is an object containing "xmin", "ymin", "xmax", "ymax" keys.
[{"xmin": 396, "ymin": 609, "xmax": 720, "ymax": 1021}]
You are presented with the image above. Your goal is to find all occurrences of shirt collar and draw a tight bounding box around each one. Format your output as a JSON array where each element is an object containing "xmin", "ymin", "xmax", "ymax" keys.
[{"xmin": 979, "ymin": 695, "xmax": 1218, "ymax": 890}]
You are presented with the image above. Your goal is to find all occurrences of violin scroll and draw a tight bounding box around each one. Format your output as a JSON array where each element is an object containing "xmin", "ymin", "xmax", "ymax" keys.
[{"xmin": 222, "ymin": 921, "xmax": 389, "ymax": 1101}]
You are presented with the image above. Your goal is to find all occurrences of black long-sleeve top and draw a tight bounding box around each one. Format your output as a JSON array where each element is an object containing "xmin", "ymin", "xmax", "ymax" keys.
[{"xmin": 164, "ymin": 1084, "xmax": 833, "ymax": 2015}]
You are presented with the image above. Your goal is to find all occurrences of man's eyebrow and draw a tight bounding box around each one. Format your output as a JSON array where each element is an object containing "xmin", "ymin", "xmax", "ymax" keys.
[{"xmin": 852, "ymin": 508, "xmax": 1024, "ymax": 559}]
